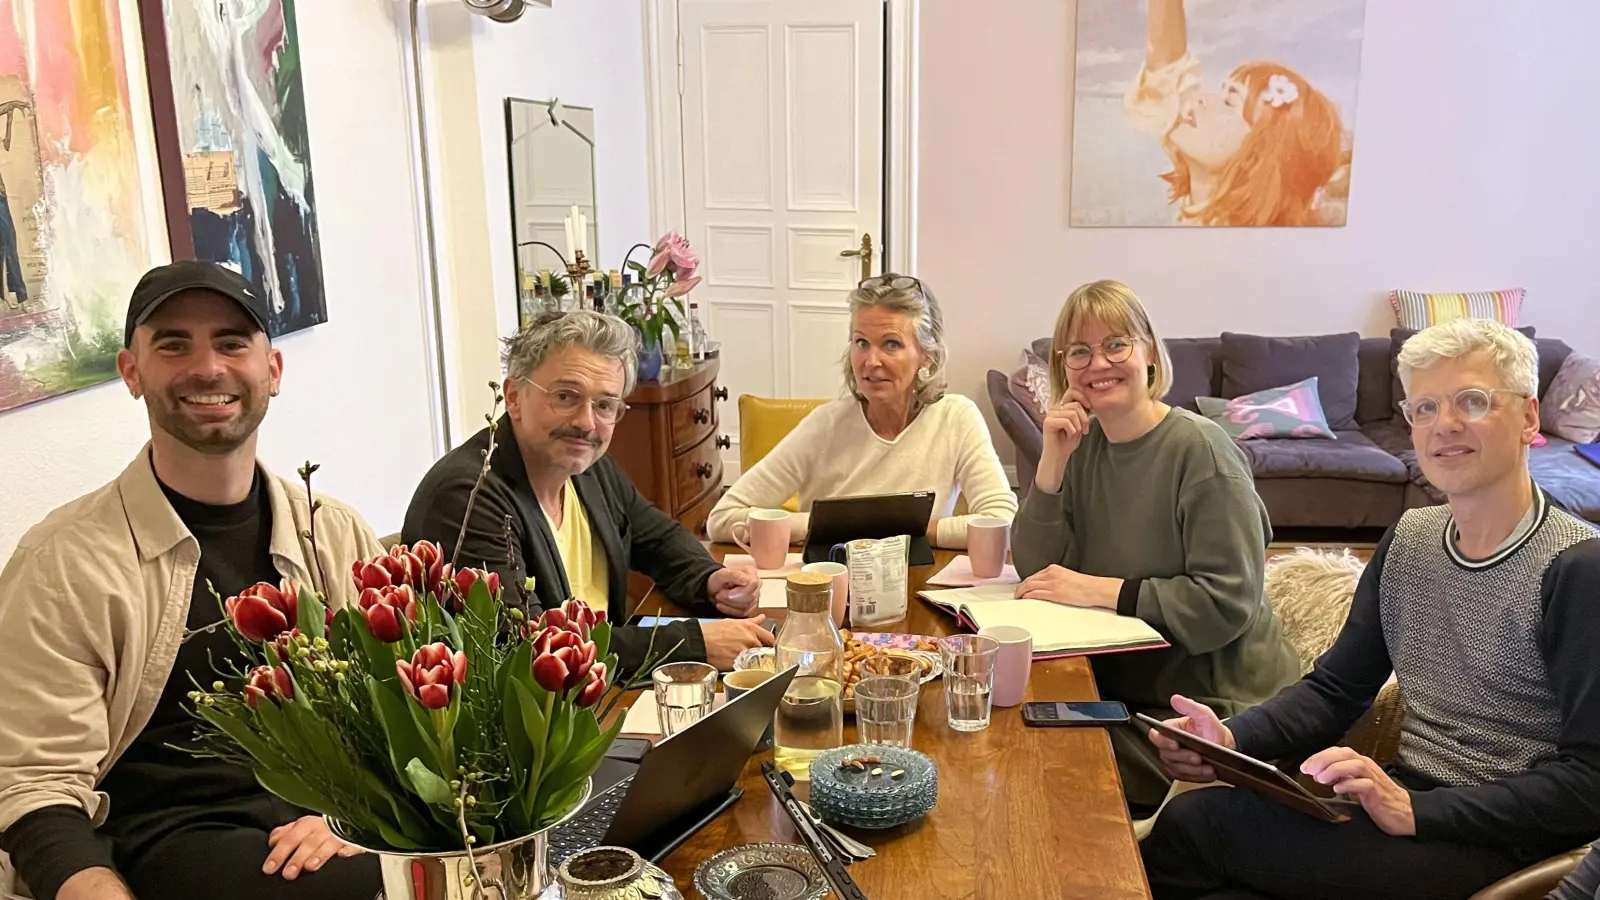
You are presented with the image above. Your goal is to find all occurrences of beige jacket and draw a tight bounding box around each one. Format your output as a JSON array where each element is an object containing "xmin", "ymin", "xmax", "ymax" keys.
[{"xmin": 0, "ymin": 450, "xmax": 382, "ymax": 897}]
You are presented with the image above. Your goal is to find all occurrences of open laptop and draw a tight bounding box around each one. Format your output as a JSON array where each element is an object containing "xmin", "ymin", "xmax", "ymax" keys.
[
  {"xmin": 549, "ymin": 665, "xmax": 797, "ymax": 864},
  {"xmin": 803, "ymin": 490, "xmax": 937, "ymax": 567}
]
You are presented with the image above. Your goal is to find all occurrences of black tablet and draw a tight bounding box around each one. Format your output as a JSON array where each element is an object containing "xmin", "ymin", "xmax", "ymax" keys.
[{"xmin": 803, "ymin": 490, "xmax": 936, "ymax": 567}]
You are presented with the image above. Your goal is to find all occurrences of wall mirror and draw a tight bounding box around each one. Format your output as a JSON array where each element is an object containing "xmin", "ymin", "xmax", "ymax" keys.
[{"xmin": 505, "ymin": 98, "xmax": 596, "ymax": 323}]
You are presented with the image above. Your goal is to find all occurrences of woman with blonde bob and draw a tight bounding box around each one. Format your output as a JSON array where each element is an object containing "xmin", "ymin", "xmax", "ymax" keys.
[
  {"xmin": 708, "ymin": 275, "xmax": 1015, "ymax": 550},
  {"xmin": 1011, "ymin": 279, "xmax": 1298, "ymax": 809}
]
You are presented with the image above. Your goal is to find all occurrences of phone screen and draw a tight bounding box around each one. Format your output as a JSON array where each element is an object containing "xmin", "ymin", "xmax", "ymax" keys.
[{"xmin": 1025, "ymin": 701, "xmax": 1130, "ymax": 724}]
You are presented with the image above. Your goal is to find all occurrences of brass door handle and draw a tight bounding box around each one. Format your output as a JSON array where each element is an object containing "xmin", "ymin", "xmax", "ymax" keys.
[{"xmin": 839, "ymin": 233, "xmax": 873, "ymax": 282}]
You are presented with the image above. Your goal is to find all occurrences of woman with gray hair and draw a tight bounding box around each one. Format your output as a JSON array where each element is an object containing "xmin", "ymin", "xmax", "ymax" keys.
[{"xmin": 708, "ymin": 274, "xmax": 1016, "ymax": 549}]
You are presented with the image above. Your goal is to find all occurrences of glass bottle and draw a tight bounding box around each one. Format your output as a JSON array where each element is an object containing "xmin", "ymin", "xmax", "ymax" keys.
[
  {"xmin": 688, "ymin": 302, "xmax": 708, "ymax": 361},
  {"xmin": 773, "ymin": 572, "xmax": 844, "ymax": 781}
]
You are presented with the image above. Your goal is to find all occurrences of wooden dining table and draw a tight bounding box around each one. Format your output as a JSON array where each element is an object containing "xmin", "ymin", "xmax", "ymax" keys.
[{"xmin": 625, "ymin": 546, "xmax": 1153, "ymax": 899}]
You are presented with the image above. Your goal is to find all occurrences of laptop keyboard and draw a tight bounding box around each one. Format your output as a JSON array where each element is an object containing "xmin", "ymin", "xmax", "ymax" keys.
[{"xmin": 549, "ymin": 775, "xmax": 634, "ymax": 865}]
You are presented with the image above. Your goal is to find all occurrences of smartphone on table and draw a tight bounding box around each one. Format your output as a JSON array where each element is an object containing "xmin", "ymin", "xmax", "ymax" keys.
[{"xmin": 1022, "ymin": 701, "xmax": 1130, "ymax": 727}]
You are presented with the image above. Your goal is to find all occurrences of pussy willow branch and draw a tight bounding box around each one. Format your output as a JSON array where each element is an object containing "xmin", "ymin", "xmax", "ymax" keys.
[
  {"xmin": 449, "ymin": 385, "xmax": 505, "ymax": 575},
  {"xmin": 456, "ymin": 778, "xmax": 490, "ymax": 900},
  {"xmin": 298, "ymin": 462, "xmax": 330, "ymax": 595}
]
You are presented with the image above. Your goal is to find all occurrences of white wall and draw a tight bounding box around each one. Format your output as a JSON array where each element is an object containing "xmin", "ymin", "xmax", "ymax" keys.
[
  {"xmin": 473, "ymin": 0, "xmax": 654, "ymax": 342},
  {"xmin": 0, "ymin": 0, "xmax": 438, "ymax": 557},
  {"xmin": 917, "ymin": 0, "xmax": 1600, "ymax": 452}
]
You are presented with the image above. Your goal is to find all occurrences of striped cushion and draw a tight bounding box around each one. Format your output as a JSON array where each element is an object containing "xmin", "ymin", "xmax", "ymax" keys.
[{"xmin": 1389, "ymin": 287, "xmax": 1524, "ymax": 329}]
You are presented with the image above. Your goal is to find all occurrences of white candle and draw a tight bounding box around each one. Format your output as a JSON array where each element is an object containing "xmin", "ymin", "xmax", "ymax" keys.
[
  {"xmin": 570, "ymin": 205, "xmax": 582, "ymax": 257},
  {"xmin": 576, "ymin": 212, "xmax": 588, "ymax": 256},
  {"xmin": 563, "ymin": 216, "xmax": 576, "ymax": 260}
]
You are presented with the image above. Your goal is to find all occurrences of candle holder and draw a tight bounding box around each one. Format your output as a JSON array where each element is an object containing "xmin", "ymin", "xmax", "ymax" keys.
[{"xmin": 565, "ymin": 250, "xmax": 594, "ymax": 309}]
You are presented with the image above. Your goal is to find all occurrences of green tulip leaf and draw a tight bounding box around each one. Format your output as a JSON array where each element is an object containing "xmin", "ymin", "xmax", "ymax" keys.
[
  {"xmin": 405, "ymin": 757, "xmax": 455, "ymax": 806},
  {"xmin": 255, "ymin": 768, "xmax": 338, "ymax": 815},
  {"xmin": 466, "ymin": 576, "xmax": 498, "ymax": 627},
  {"xmin": 195, "ymin": 704, "xmax": 284, "ymax": 770},
  {"xmin": 369, "ymin": 675, "xmax": 438, "ymax": 783},
  {"xmin": 590, "ymin": 620, "xmax": 613, "ymax": 662},
  {"xmin": 296, "ymin": 587, "xmax": 328, "ymax": 640}
]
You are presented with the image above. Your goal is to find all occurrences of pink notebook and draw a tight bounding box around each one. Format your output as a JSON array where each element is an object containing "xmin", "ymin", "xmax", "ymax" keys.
[{"xmin": 917, "ymin": 585, "xmax": 1169, "ymax": 660}]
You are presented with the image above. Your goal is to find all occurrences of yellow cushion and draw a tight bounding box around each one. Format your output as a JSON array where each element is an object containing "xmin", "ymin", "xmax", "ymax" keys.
[{"xmin": 738, "ymin": 395, "xmax": 829, "ymax": 512}]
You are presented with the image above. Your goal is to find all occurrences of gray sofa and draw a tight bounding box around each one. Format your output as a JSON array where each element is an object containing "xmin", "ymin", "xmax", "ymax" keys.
[{"xmin": 988, "ymin": 330, "xmax": 1600, "ymax": 529}]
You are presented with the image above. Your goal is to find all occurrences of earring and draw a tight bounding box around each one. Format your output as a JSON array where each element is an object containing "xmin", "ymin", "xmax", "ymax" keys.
[{"xmin": 917, "ymin": 367, "xmax": 931, "ymax": 380}]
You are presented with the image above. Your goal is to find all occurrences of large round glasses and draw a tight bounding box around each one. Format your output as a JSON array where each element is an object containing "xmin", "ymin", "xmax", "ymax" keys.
[
  {"xmin": 524, "ymin": 379, "xmax": 629, "ymax": 424},
  {"xmin": 1058, "ymin": 336, "xmax": 1138, "ymax": 370},
  {"xmin": 860, "ymin": 274, "xmax": 923, "ymax": 293},
  {"xmin": 1399, "ymin": 388, "xmax": 1524, "ymax": 427}
]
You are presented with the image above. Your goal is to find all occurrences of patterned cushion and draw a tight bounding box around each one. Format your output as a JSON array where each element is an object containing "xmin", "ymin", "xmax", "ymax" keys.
[
  {"xmin": 1195, "ymin": 377, "xmax": 1336, "ymax": 440},
  {"xmin": 1389, "ymin": 287, "xmax": 1525, "ymax": 329},
  {"xmin": 1542, "ymin": 353, "xmax": 1600, "ymax": 444},
  {"xmin": 1007, "ymin": 349, "xmax": 1053, "ymax": 422}
]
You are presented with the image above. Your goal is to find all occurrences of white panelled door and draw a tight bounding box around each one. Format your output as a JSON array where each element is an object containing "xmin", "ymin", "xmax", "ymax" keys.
[{"xmin": 676, "ymin": 0, "xmax": 884, "ymax": 467}]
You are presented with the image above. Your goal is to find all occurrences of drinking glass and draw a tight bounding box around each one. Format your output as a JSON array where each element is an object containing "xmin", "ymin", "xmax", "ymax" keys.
[
  {"xmin": 854, "ymin": 676, "xmax": 919, "ymax": 748},
  {"xmin": 940, "ymin": 634, "xmax": 999, "ymax": 732},
  {"xmin": 653, "ymin": 662, "xmax": 718, "ymax": 736}
]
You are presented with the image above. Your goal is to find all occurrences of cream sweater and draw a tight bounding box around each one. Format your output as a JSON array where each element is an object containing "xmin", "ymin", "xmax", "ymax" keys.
[{"xmin": 707, "ymin": 394, "xmax": 1017, "ymax": 549}]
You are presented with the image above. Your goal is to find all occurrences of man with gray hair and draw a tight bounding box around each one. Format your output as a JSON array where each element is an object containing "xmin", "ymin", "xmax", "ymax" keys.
[
  {"xmin": 403, "ymin": 310, "xmax": 771, "ymax": 673},
  {"xmin": 1140, "ymin": 318, "xmax": 1600, "ymax": 898}
]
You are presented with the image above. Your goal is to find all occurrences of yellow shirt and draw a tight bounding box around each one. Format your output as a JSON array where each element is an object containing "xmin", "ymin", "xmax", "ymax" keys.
[{"xmin": 546, "ymin": 481, "xmax": 609, "ymax": 609}]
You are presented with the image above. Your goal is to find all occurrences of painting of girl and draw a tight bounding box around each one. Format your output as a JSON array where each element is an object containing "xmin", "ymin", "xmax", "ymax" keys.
[{"xmin": 1071, "ymin": 0, "xmax": 1365, "ymax": 227}]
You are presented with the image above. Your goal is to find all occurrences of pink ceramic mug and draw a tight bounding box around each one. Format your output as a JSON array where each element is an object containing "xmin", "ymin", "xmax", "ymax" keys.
[
  {"xmin": 801, "ymin": 561, "xmax": 849, "ymax": 625},
  {"xmin": 732, "ymin": 509, "xmax": 790, "ymax": 570},
  {"xmin": 977, "ymin": 624, "xmax": 1032, "ymax": 708},
  {"xmin": 966, "ymin": 517, "xmax": 1011, "ymax": 579}
]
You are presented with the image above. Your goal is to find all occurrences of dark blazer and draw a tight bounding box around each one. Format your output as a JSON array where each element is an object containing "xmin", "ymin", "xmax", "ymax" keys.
[{"xmin": 402, "ymin": 416, "xmax": 721, "ymax": 672}]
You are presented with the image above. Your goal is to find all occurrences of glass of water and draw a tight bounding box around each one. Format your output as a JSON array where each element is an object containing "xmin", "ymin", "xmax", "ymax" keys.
[
  {"xmin": 653, "ymin": 662, "xmax": 718, "ymax": 736},
  {"xmin": 940, "ymin": 634, "xmax": 1000, "ymax": 733},
  {"xmin": 854, "ymin": 675, "xmax": 920, "ymax": 748}
]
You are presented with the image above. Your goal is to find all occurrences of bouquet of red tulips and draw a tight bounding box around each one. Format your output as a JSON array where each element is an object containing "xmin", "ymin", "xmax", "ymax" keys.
[{"xmin": 186, "ymin": 540, "xmax": 631, "ymax": 853}]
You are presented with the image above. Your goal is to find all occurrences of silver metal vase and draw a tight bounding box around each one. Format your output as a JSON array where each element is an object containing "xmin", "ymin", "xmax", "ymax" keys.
[
  {"xmin": 539, "ymin": 846, "xmax": 683, "ymax": 900},
  {"xmin": 332, "ymin": 778, "xmax": 592, "ymax": 900}
]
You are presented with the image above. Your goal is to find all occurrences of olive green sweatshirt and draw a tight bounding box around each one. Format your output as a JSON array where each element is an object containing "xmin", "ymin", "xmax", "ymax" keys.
[{"xmin": 1013, "ymin": 407, "xmax": 1299, "ymax": 717}]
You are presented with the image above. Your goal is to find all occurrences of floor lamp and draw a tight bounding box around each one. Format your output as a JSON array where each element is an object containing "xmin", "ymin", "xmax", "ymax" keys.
[{"xmin": 405, "ymin": 0, "xmax": 529, "ymax": 452}]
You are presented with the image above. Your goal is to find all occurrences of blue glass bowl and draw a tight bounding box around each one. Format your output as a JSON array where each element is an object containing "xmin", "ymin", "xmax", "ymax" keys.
[{"xmin": 806, "ymin": 745, "xmax": 938, "ymax": 829}]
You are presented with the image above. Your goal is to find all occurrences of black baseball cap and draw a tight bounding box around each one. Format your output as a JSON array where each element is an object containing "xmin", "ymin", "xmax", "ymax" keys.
[{"xmin": 124, "ymin": 260, "xmax": 271, "ymax": 348}]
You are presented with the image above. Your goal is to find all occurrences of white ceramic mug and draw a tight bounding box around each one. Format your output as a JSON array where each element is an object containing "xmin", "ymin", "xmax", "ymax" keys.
[
  {"xmin": 977, "ymin": 624, "xmax": 1033, "ymax": 708},
  {"xmin": 800, "ymin": 561, "xmax": 849, "ymax": 625},
  {"xmin": 967, "ymin": 517, "xmax": 1011, "ymax": 579},
  {"xmin": 732, "ymin": 509, "xmax": 790, "ymax": 570}
]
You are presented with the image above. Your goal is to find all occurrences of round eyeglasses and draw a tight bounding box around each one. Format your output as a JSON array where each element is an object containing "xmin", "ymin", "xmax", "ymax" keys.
[
  {"xmin": 523, "ymin": 379, "xmax": 629, "ymax": 424},
  {"xmin": 859, "ymin": 274, "xmax": 924, "ymax": 295},
  {"xmin": 1399, "ymin": 388, "xmax": 1524, "ymax": 427},
  {"xmin": 1057, "ymin": 336, "xmax": 1138, "ymax": 370}
]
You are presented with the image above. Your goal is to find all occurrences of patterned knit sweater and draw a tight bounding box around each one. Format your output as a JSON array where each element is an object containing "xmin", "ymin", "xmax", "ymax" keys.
[{"xmin": 1228, "ymin": 489, "xmax": 1600, "ymax": 853}]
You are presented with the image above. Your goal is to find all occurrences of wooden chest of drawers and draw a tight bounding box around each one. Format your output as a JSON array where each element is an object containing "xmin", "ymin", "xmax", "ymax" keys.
[{"xmin": 607, "ymin": 358, "xmax": 729, "ymax": 538}]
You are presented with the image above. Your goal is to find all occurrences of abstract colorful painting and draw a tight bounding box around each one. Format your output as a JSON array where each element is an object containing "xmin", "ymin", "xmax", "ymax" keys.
[
  {"xmin": 0, "ymin": 0, "xmax": 166, "ymax": 413},
  {"xmin": 158, "ymin": 0, "xmax": 324, "ymax": 335},
  {"xmin": 1071, "ymin": 0, "xmax": 1366, "ymax": 227}
]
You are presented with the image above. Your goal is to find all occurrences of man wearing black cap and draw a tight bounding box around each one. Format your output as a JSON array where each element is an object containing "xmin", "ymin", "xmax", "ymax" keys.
[{"xmin": 0, "ymin": 262, "xmax": 384, "ymax": 899}]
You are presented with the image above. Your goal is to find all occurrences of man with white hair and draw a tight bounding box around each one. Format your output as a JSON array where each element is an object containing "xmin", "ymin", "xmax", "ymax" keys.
[
  {"xmin": 404, "ymin": 311, "xmax": 772, "ymax": 674},
  {"xmin": 1139, "ymin": 318, "xmax": 1600, "ymax": 899}
]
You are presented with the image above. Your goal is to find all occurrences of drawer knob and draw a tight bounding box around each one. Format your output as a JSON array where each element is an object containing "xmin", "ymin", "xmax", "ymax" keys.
[
  {"xmin": 696, "ymin": 462, "xmax": 715, "ymax": 479},
  {"xmin": 716, "ymin": 434, "xmax": 731, "ymax": 450},
  {"xmin": 713, "ymin": 385, "xmax": 729, "ymax": 402},
  {"xmin": 693, "ymin": 408, "xmax": 710, "ymax": 425}
]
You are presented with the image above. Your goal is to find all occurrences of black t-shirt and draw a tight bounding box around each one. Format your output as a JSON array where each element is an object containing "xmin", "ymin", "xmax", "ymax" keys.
[{"xmin": 0, "ymin": 469, "xmax": 288, "ymax": 898}]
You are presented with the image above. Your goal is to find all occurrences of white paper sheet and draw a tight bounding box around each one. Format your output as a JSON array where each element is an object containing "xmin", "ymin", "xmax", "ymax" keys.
[
  {"xmin": 724, "ymin": 553, "xmax": 805, "ymax": 578},
  {"xmin": 926, "ymin": 555, "xmax": 1020, "ymax": 587}
]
